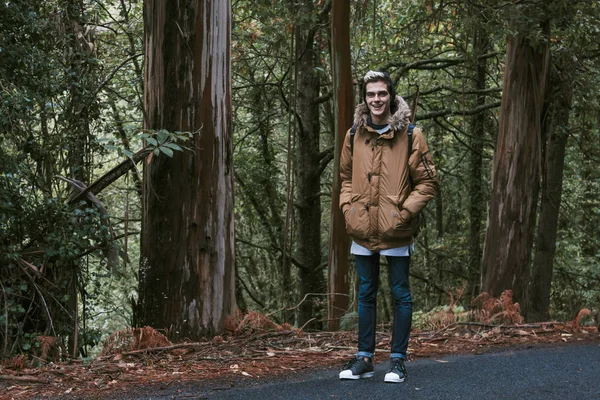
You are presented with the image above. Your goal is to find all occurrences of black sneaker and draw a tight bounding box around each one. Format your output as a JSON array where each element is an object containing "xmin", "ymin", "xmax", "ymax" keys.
[
  {"xmin": 384, "ymin": 358, "xmax": 407, "ymax": 383},
  {"xmin": 338, "ymin": 357, "xmax": 374, "ymax": 380}
]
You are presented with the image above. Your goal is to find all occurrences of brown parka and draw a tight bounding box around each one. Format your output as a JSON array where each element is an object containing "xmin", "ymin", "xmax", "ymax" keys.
[{"xmin": 340, "ymin": 95, "xmax": 439, "ymax": 251}]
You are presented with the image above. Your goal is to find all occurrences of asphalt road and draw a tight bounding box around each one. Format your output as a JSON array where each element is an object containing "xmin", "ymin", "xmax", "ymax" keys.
[{"xmin": 148, "ymin": 342, "xmax": 600, "ymax": 400}]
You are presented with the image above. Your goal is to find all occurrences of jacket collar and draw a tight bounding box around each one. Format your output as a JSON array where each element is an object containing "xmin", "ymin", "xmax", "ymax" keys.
[{"xmin": 353, "ymin": 95, "xmax": 412, "ymax": 133}]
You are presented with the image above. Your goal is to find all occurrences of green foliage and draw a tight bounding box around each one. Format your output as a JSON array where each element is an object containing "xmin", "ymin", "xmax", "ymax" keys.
[
  {"xmin": 1, "ymin": 0, "xmax": 599, "ymax": 361},
  {"xmin": 0, "ymin": 0, "xmax": 144, "ymax": 358},
  {"xmin": 0, "ymin": 153, "xmax": 119, "ymax": 356},
  {"xmin": 98, "ymin": 129, "xmax": 191, "ymax": 159},
  {"xmin": 142, "ymin": 129, "xmax": 191, "ymax": 157},
  {"xmin": 339, "ymin": 311, "xmax": 359, "ymax": 331},
  {"xmin": 231, "ymin": 0, "xmax": 600, "ymax": 328}
]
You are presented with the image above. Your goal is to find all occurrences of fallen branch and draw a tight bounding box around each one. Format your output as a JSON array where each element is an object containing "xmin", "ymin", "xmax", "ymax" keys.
[
  {"xmin": 233, "ymin": 330, "xmax": 296, "ymax": 346},
  {"xmin": 18, "ymin": 259, "xmax": 42, "ymax": 278},
  {"xmin": 0, "ymin": 374, "xmax": 49, "ymax": 384},
  {"xmin": 456, "ymin": 322, "xmax": 566, "ymax": 330},
  {"xmin": 119, "ymin": 342, "xmax": 203, "ymax": 356},
  {"xmin": 66, "ymin": 147, "xmax": 150, "ymax": 205},
  {"xmin": 324, "ymin": 345, "xmax": 354, "ymax": 351}
]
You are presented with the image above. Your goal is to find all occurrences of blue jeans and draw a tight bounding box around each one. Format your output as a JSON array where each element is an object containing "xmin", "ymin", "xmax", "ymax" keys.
[{"xmin": 355, "ymin": 254, "xmax": 412, "ymax": 360}]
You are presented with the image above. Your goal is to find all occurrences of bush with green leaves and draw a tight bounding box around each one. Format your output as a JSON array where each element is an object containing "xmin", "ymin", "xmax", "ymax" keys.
[{"xmin": 0, "ymin": 153, "xmax": 117, "ymax": 357}]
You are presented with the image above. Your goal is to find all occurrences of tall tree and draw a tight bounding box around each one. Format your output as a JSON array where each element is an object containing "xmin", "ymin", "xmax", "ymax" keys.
[
  {"xmin": 482, "ymin": 7, "xmax": 550, "ymax": 317},
  {"xmin": 327, "ymin": 0, "xmax": 353, "ymax": 331},
  {"xmin": 137, "ymin": 0, "xmax": 236, "ymax": 340},
  {"xmin": 63, "ymin": 0, "xmax": 98, "ymax": 356},
  {"xmin": 530, "ymin": 0, "xmax": 600, "ymax": 320},
  {"xmin": 529, "ymin": 55, "xmax": 573, "ymax": 321},
  {"xmin": 293, "ymin": 1, "xmax": 330, "ymax": 328},
  {"xmin": 467, "ymin": 26, "xmax": 490, "ymax": 298}
]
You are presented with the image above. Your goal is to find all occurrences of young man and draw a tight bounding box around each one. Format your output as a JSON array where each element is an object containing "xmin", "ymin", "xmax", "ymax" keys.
[{"xmin": 338, "ymin": 71, "xmax": 438, "ymax": 382}]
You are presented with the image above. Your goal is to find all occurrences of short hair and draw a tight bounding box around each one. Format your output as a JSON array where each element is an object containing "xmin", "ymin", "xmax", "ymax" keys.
[{"xmin": 361, "ymin": 70, "xmax": 397, "ymax": 111}]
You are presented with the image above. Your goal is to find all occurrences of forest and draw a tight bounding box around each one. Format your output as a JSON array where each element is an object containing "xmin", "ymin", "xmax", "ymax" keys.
[{"xmin": 1, "ymin": 0, "xmax": 599, "ymax": 362}]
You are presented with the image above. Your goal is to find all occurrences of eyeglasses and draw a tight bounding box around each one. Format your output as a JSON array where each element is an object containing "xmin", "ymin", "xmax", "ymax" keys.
[{"xmin": 366, "ymin": 91, "xmax": 389, "ymax": 99}]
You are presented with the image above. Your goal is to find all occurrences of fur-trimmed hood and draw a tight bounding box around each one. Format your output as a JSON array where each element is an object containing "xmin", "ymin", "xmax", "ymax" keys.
[{"xmin": 353, "ymin": 95, "xmax": 412, "ymax": 133}]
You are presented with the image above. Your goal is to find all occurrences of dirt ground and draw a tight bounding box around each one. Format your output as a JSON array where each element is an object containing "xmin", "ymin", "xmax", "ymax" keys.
[{"xmin": 1, "ymin": 319, "xmax": 599, "ymax": 400}]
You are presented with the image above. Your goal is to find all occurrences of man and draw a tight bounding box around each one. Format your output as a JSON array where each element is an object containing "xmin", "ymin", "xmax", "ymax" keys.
[{"xmin": 338, "ymin": 71, "xmax": 438, "ymax": 383}]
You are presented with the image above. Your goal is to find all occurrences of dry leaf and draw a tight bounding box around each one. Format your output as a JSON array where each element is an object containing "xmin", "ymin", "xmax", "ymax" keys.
[{"xmin": 171, "ymin": 348, "xmax": 189, "ymax": 356}]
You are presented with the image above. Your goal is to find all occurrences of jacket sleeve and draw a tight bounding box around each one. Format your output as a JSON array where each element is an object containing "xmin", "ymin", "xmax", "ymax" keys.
[
  {"xmin": 401, "ymin": 127, "xmax": 439, "ymax": 219},
  {"xmin": 339, "ymin": 128, "xmax": 353, "ymax": 214}
]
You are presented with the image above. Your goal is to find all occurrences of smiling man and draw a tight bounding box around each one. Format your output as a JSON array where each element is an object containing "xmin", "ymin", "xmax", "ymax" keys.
[{"xmin": 338, "ymin": 71, "xmax": 439, "ymax": 383}]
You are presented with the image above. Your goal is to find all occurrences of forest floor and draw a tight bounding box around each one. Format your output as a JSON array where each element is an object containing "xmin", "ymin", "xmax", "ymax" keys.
[{"xmin": 1, "ymin": 311, "xmax": 599, "ymax": 400}]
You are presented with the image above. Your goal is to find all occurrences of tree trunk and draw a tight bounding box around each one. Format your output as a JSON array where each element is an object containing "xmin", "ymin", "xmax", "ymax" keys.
[
  {"xmin": 63, "ymin": 0, "xmax": 94, "ymax": 357},
  {"xmin": 481, "ymin": 23, "xmax": 550, "ymax": 318},
  {"xmin": 468, "ymin": 30, "xmax": 489, "ymax": 298},
  {"xmin": 294, "ymin": 1, "xmax": 327, "ymax": 329},
  {"xmin": 431, "ymin": 126, "xmax": 444, "ymax": 239},
  {"xmin": 137, "ymin": 0, "xmax": 235, "ymax": 340},
  {"xmin": 327, "ymin": 0, "xmax": 352, "ymax": 331},
  {"xmin": 529, "ymin": 55, "xmax": 574, "ymax": 321},
  {"xmin": 530, "ymin": 111, "xmax": 570, "ymax": 320}
]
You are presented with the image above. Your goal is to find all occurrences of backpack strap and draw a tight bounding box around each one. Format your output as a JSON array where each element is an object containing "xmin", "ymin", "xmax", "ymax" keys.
[
  {"xmin": 407, "ymin": 123, "xmax": 415, "ymax": 154},
  {"xmin": 349, "ymin": 125, "xmax": 357, "ymax": 154}
]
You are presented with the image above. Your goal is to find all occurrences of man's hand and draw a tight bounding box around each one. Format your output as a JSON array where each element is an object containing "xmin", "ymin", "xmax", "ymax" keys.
[{"xmin": 399, "ymin": 209, "xmax": 411, "ymax": 223}]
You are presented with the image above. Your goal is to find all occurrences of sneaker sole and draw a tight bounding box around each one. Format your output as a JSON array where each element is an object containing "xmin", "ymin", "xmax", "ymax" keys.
[
  {"xmin": 339, "ymin": 371, "xmax": 374, "ymax": 380},
  {"xmin": 384, "ymin": 374, "xmax": 405, "ymax": 383}
]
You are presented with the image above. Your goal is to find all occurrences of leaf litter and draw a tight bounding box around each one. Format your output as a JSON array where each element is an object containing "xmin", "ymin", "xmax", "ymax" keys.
[{"xmin": 1, "ymin": 295, "xmax": 598, "ymax": 399}]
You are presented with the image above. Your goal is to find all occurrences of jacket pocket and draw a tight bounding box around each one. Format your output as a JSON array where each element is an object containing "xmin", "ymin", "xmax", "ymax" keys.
[
  {"xmin": 345, "ymin": 194, "xmax": 369, "ymax": 240},
  {"xmin": 382, "ymin": 195, "xmax": 413, "ymax": 239}
]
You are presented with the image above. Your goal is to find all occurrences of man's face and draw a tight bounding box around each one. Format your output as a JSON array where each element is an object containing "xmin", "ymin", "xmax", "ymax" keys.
[{"xmin": 365, "ymin": 80, "xmax": 391, "ymax": 123}]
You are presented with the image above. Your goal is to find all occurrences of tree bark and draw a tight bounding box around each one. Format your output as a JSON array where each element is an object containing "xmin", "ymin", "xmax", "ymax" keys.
[
  {"xmin": 468, "ymin": 29, "xmax": 489, "ymax": 298},
  {"xmin": 327, "ymin": 0, "xmax": 352, "ymax": 331},
  {"xmin": 529, "ymin": 55, "xmax": 573, "ymax": 321},
  {"xmin": 482, "ymin": 22, "xmax": 550, "ymax": 318},
  {"xmin": 530, "ymin": 116, "xmax": 569, "ymax": 320},
  {"xmin": 137, "ymin": 0, "xmax": 235, "ymax": 340},
  {"xmin": 294, "ymin": 1, "xmax": 327, "ymax": 329},
  {"xmin": 63, "ymin": 0, "xmax": 95, "ymax": 357}
]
